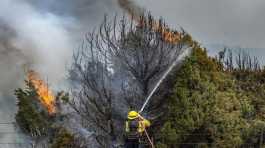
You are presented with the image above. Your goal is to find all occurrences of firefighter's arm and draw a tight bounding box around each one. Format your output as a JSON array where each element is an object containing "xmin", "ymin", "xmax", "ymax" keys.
[
  {"xmin": 143, "ymin": 119, "xmax": 151, "ymax": 127},
  {"xmin": 125, "ymin": 121, "xmax": 130, "ymax": 132},
  {"xmin": 138, "ymin": 115, "xmax": 151, "ymax": 127}
]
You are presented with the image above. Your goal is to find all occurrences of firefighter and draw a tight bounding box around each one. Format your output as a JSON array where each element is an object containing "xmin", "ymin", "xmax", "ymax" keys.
[{"xmin": 125, "ymin": 111, "xmax": 151, "ymax": 148}]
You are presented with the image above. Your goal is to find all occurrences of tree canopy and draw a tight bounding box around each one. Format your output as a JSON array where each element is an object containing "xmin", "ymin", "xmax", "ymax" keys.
[{"xmin": 156, "ymin": 47, "xmax": 265, "ymax": 148}]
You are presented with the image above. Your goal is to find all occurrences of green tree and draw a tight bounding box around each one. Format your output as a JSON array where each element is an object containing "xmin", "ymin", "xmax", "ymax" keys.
[
  {"xmin": 157, "ymin": 47, "xmax": 265, "ymax": 147},
  {"xmin": 15, "ymin": 83, "xmax": 50, "ymax": 137}
]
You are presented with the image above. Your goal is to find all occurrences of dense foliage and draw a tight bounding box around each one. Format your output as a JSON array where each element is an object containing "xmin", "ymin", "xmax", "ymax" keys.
[
  {"xmin": 156, "ymin": 47, "xmax": 265, "ymax": 148},
  {"xmin": 15, "ymin": 82, "xmax": 50, "ymax": 137}
]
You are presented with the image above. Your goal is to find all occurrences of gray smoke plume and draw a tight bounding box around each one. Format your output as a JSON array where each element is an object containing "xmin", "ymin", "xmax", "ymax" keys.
[
  {"xmin": 117, "ymin": 0, "xmax": 144, "ymax": 19},
  {"xmin": 133, "ymin": 0, "xmax": 265, "ymax": 49},
  {"xmin": 0, "ymin": 0, "xmax": 76, "ymax": 84},
  {"xmin": 0, "ymin": 0, "xmax": 119, "ymax": 146},
  {"xmin": 0, "ymin": 2, "xmax": 76, "ymax": 139},
  {"xmin": 0, "ymin": 22, "xmax": 29, "ymax": 146}
]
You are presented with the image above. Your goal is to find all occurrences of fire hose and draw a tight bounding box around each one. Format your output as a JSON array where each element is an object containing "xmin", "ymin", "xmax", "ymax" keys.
[
  {"xmin": 138, "ymin": 115, "xmax": 155, "ymax": 147},
  {"xmin": 137, "ymin": 48, "xmax": 192, "ymax": 147},
  {"xmin": 144, "ymin": 129, "xmax": 155, "ymax": 148},
  {"xmin": 139, "ymin": 47, "xmax": 192, "ymax": 114}
]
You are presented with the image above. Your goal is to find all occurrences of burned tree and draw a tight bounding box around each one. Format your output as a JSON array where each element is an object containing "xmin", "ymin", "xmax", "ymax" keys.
[
  {"xmin": 235, "ymin": 49, "xmax": 260, "ymax": 72},
  {"xmin": 69, "ymin": 14, "xmax": 187, "ymax": 147},
  {"xmin": 69, "ymin": 42, "xmax": 116, "ymax": 147},
  {"xmin": 219, "ymin": 48, "xmax": 260, "ymax": 72},
  {"xmin": 99, "ymin": 14, "xmax": 186, "ymax": 107}
]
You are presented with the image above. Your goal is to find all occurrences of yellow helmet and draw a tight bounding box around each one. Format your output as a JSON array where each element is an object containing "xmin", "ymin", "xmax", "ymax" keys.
[{"xmin": 128, "ymin": 111, "xmax": 139, "ymax": 120}]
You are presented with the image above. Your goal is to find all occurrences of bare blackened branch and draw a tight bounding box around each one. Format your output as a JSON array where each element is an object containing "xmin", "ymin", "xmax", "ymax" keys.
[{"xmin": 69, "ymin": 13, "xmax": 186, "ymax": 146}]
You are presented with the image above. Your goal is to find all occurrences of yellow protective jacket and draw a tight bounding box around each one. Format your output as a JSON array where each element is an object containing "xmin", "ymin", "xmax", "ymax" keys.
[
  {"xmin": 138, "ymin": 119, "xmax": 151, "ymax": 133},
  {"xmin": 125, "ymin": 118, "xmax": 151, "ymax": 134}
]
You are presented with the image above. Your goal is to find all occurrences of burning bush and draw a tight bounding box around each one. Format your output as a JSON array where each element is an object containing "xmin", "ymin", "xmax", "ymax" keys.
[
  {"xmin": 15, "ymin": 70, "xmax": 77, "ymax": 147},
  {"xmin": 27, "ymin": 70, "xmax": 56, "ymax": 114}
]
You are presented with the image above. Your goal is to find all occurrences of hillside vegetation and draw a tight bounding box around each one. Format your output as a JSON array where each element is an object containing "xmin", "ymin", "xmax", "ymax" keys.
[
  {"xmin": 14, "ymin": 14, "xmax": 265, "ymax": 147},
  {"xmin": 157, "ymin": 47, "xmax": 265, "ymax": 147}
]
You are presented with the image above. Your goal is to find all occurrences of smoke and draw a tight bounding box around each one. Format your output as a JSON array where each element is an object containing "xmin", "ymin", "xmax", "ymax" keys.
[
  {"xmin": 0, "ymin": 0, "xmax": 77, "ymax": 145},
  {"xmin": 117, "ymin": 0, "xmax": 144, "ymax": 19},
  {"xmin": 0, "ymin": 0, "xmax": 77, "ymax": 84},
  {"xmin": 133, "ymin": 0, "xmax": 265, "ymax": 49},
  {"xmin": 0, "ymin": 0, "xmax": 118, "ymax": 145}
]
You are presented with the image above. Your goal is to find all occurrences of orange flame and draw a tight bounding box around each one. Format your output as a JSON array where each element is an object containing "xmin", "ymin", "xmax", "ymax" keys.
[
  {"xmin": 117, "ymin": 0, "xmax": 181, "ymax": 44},
  {"xmin": 27, "ymin": 70, "xmax": 56, "ymax": 114},
  {"xmin": 136, "ymin": 16, "xmax": 181, "ymax": 44},
  {"xmin": 148, "ymin": 21, "xmax": 181, "ymax": 43}
]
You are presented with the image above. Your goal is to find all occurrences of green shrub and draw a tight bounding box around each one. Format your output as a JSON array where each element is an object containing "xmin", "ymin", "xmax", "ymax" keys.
[
  {"xmin": 15, "ymin": 87, "xmax": 50, "ymax": 136},
  {"xmin": 157, "ymin": 47, "xmax": 265, "ymax": 147}
]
